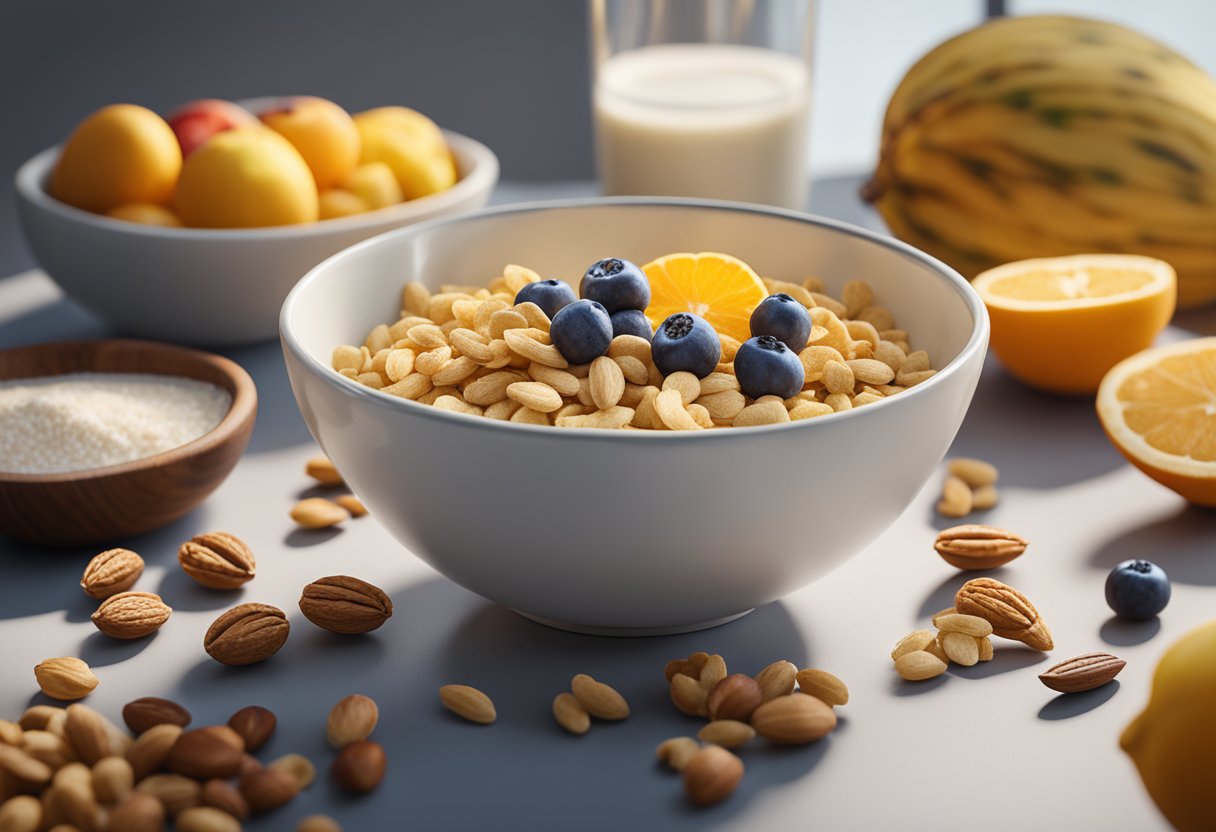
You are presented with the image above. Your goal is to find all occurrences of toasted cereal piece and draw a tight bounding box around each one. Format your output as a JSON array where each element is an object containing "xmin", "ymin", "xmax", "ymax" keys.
[
  {"xmin": 662, "ymin": 372, "xmax": 701, "ymax": 406},
  {"xmin": 841, "ymin": 280, "xmax": 873, "ymax": 318},
  {"xmin": 733, "ymin": 400, "xmax": 789, "ymax": 427},
  {"xmin": 655, "ymin": 389, "xmax": 702, "ymax": 431},
  {"xmin": 510, "ymin": 407, "xmax": 550, "ymax": 425},
  {"xmin": 556, "ymin": 406, "xmax": 635, "ymax": 429}
]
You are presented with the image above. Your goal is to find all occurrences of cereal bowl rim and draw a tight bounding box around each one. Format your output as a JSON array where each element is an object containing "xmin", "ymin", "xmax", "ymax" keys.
[
  {"xmin": 13, "ymin": 128, "xmax": 500, "ymax": 241},
  {"xmin": 281, "ymin": 196, "xmax": 989, "ymax": 441}
]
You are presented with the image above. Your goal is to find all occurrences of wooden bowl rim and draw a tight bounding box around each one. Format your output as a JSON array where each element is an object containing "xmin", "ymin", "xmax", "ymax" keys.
[{"xmin": 0, "ymin": 339, "xmax": 257, "ymax": 485}]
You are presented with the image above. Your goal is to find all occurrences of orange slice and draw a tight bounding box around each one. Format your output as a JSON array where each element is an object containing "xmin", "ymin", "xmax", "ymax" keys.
[
  {"xmin": 1097, "ymin": 337, "xmax": 1216, "ymax": 506},
  {"xmin": 642, "ymin": 252, "xmax": 768, "ymax": 343},
  {"xmin": 974, "ymin": 254, "xmax": 1176, "ymax": 395}
]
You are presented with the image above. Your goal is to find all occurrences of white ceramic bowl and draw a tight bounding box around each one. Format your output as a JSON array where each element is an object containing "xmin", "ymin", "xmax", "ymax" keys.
[
  {"xmin": 281, "ymin": 199, "xmax": 989, "ymax": 634},
  {"xmin": 15, "ymin": 131, "xmax": 498, "ymax": 346}
]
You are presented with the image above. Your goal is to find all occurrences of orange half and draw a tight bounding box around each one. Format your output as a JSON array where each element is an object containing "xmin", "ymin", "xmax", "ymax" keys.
[{"xmin": 642, "ymin": 252, "xmax": 768, "ymax": 343}]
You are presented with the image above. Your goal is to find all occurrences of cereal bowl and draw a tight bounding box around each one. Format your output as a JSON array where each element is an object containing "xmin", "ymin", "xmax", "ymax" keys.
[
  {"xmin": 281, "ymin": 198, "xmax": 988, "ymax": 634},
  {"xmin": 14, "ymin": 129, "xmax": 498, "ymax": 347}
]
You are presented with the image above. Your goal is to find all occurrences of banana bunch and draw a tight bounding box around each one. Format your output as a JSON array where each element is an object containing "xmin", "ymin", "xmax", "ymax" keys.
[{"xmin": 864, "ymin": 15, "xmax": 1216, "ymax": 308}]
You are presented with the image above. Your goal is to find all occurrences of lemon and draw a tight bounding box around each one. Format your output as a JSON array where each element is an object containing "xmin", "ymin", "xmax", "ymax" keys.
[
  {"xmin": 1097, "ymin": 337, "xmax": 1216, "ymax": 506},
  {"xmin": 974, "ymin": 254, "xmax": 1176, "ymax": 395},
  {"xmin": 642, "ymin": 252, "xmax": 769, "ymax": 344},
  {"xmin": 1121, "ymin": 620, "xmax": 1216, "ymax": 832}
]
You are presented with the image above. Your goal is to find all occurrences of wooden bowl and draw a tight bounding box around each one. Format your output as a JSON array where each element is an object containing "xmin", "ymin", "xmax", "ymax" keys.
[{"xmin": 0, "ymin": 340, "xmax": 256, "ymax": 546}]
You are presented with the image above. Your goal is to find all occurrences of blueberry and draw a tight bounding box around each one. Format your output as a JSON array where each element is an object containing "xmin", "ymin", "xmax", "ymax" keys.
[
  {"xmin": 750, "ymin": 293, "xmax": 812, "ymax": 352},
  {"xmin": 1105, "ymin": 559, "xmax": 1171, "ymax": 620},
  {"xmin": 579, "ymin": 258, "xmax": 651, "ymax": 313},
  {"xmin": 610, "ymin": 309, "xmax": 653, "ymax": 341},
  {"xmin": 550, "ymin": 299, "xmax": 613, "ymax": 365},
  {"xmin": 514, "ymin": 279, "xmax": 576, "ymax": 320},
  {"xmin": 651, "ymin": 313, "xmax": 721, "ymax": 378},
  {"xmin": 734, "ymin": 335, "xmax": 806, "ymax": 399}
]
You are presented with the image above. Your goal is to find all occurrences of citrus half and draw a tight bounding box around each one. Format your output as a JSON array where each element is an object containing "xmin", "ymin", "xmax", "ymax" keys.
[{"xmin": 642, "ymin": 252, "xmax": 768, "ymax": 344}]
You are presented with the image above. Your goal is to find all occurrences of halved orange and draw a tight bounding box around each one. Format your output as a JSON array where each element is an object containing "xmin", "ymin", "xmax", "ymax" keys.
[
  {"xmin": 974, "ymin": 254, "xmax": 1176, "ymax": 395},
  {"xmin": 642, "ymin": 252, "xmax": 769, "ymax": 343},
  {"xmin": 1097, "ymin": 337, "xmax": 1216, "ymax": 506}
]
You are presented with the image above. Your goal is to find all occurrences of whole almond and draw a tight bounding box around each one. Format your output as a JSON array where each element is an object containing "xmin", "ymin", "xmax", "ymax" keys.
[
  {"xmin": 290, "ymin": 498, "xmax": 348, "ymax": 529},
  {"xmin": 34, "ymin": 658, "xmax": 98, "ymax": 701},
  {"xmin": 166, "ymin": 727, "xmax": 245, "ymax": 780},
  {"xmin": 935, "ymin": 613, "xmax": 994, "ymax": 638},
  {"xmin": 552, "ymin": 693, "xmax": 590, "ymax": 735},
  {"xmin": 978, "ymin": 636, "xmax": 994, "ymax": 661},
  {"xmin": 696, "ymin": 720, "xmax": 755, "ymax": 748},
  {"xmin": 931, "ymin": 607, "xmax": 958, "ymax": 626},
  {"xmin": 20, "ymin": 705, "xmax": 64, "ymax": 732},
  {"xmin": 298, "ymin": 815, "xmax": 343, "ymax": 832},
  {"xmin": 948, "ymin": 457, "xmax": 998, "ymax": 488},
  {"xmin": 80, "ymin": 548, "xmax": 144, "ymax": 599},
  {"xmin": 176, "ymin": 806, "xmax": 241, "ymax": 832},
  {"xmin": 0, "ymin": 719, "xmax": 22, "ymax": 745},
  {"xmin": 123, "ymin": 697, "xmax": 192, "ymax": 735},
  {"xmin": 890, "ymin": 629, "xmax": 937, "ymax": 661},
  {"xmin": 126, "ymin": 723, "xmax": 183, "ymax": 781},
  {"xmin": 972, "ymin": 484, "xmax": 1000, "ymax": 510},
  {"xmin": 239, "ymin": 767, "xmax": 299, "ymax": 812},
  {"xmin": 682, "ymin": 746, "xmax": 744, "ymax": 806},
  {"xmin": 795, "ymin": 668, "xmax": 849, "ymax": 707},
  {"xmin": 0, "ymin": 744, "xmax": 52, "ymax": 785},
  {"xmin": 326, "ymin": 695, "xmax": 378, "ymax": 749},
  {"xmin": 200, "ymin": 778, "xmax": 249, "ymax": 820},
  {"xmin": 753, "ymin": 660, "xmax": 797, "ymax": 702},
  {"xmin": 52, "ymin": 760, "xmax": 90, "ymax": 790},
  {"xmin": 438, "ymin": 685, "xmax": 496, "ymax": 724},
  {"xmin": 670, "ymin": 673, "xmax": 709, "ymax": 718},
  {"xmin": 22, "ymin": 730, "xmax": 72, "ymax": 770},
  {"xmin": 941, "ymin": 631, "xmax": 980, "ymax": 666},
  {"xmin": 64, "ymin": 704, "xmax": 109, "ymax": 765},
  {"xmin": 108, "ymin": 792, "xmax": 166, "ymax": 832},
  {"xmin": 42, "ymin": 778, "xmax": 96, "ymax": 830},
  {"xmin": 92, "ymin": 756, "xmax": 134, "ymax": 805},
  {"xmin": 204, "ymin": 604, "xmax": 290, "ymax": 666},
  {"xmin": 334, "ymin": 494, "xmax": 367, "ymax": 517},
  {"xmin": 955, "ymin": 577, "xmax": 1053, "ymax": 651},
  {"xmin": 269, "ymin": 754, "xmax": 316, "ymax": 790},
  {"xmin": 331, "ymin": 740, "xmax": 386, "ymax": 795},
  {"xmin": 656, "ymin": 737, "xmax": 700, "ymax": 771},
  {"xmin": 178, "ymin": 532, "xmax": 256, "ymax": 590},
  {"xmin": 91, "ymin": 592, "xmax": 172, "ymax": 639},
  {"xmin": 935, "ymin": 524, "xmax": 1028, "ymax": 570},
  {"xmin": 0, "ymin": 795, "xmax": 42, "ymax": 832},
  {"xmin": 895, "ymin": 650, "xmax": 948, "ymax": 681},
  {"xmin": 664, "ymin": 652, "xmax": 709, "ymax": 682},
  {"xmin": 305, "ymin": 456, "xmax": 343, "ymax": 486},
  {"xmin": 699, "ymin": 655, "xmax": 727, "ymax": 691},
  {"xmin": 1039, "ymin": 652, "xmax": 1126, "ymax": 693},
  {"xmin": 298, "ymin": 576, "xmax": 393, "ymax": 635},
  {"xmin": 135, "ymin": 773, "xmax": 202, "ymax": 815},
  {"xmin": 227, "ymin": 706, "xmax": 276, "ymax": 753},
  {"xmin": 570, "ymin": 674, "xmax": 629, "ymax": 721},
  {"xmin": 938, "ymin": 475, "xmax": 973, "ymax": 517},
  {"xmin": 706, "ymin": 675, "xmax": 762, "ymax": 722},
  {"xmin": 751, "ymin": 693, "xmax": 837, "ymax": 744}
]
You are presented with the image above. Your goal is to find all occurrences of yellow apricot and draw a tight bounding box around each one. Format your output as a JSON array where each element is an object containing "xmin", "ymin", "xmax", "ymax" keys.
[
  {"xmin": 318, "ymin": 189, "xmax": 370, "ymax": 220},
  {"xmin": 175, "ymin": 127, "xmax": 318, "ymax": 228},
  {"xmin": 344, "ymin": 162, "xmax": 403, "ymax": 209},
  {"xmin": 262, "ymin": 97, "xmax": 361, "ymax": 190},
  {"xmin": 51, "ymin": 104, "xmax": 182, "ymax": 213},
  {"xmin": 105, "ymin": 203, "xmax": 183, "ymax": 227},
  {"xmin": 353, "ymin": 108, "xmax": 456, "ymax": 200}
]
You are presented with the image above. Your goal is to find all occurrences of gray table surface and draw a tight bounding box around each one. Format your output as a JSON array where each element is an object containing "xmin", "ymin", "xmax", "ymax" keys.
[{"xmin": 2, "ymin": 179, "xmax": 1214, "ymax": 832}]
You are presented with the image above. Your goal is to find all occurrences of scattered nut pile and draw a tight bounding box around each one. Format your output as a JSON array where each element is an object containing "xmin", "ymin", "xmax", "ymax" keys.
[
  {"xmin": 331, "ymin": 267, "xmax": 939, "ymax": 429},
  {"xmin": 290, "ymin": 457, "xmax": 368, "ymax": 531},
  {"xmin": 937, "ymin": 457, "xmax": 1000, "ymax": 517},
  {"xmin": 0, "ymin": 695, "xmax": 359, "ymax": 832}
]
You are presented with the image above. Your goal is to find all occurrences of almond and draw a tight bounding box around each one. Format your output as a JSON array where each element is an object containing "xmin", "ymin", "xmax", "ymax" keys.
[
  {"xmin": 80, "ymin": 548, "xmax": 144, "ymax": 599},
  {"xmin": 891, "ymin": 629, "xmax": 937, "ymax": 661},
  {"xmin": 570, "ymin": 674, "xmax": 629, "ymax": 721},
  {"xmin": 955, "ymin": 577, "xmax": 1053, "ymax": 651},
  {"xmin": 298, "ymin": 816, "xmax": 343, "ymax": 832},
  {"xmin": 439, "ymin": 685, "xmax": 496, "ymax": 724},
  {"xmin": 178, "ymin": 532, "xmax": 256, "ymax": 590},
  {"xmin": 126, "ymin": 723, "xmax": 183, "ymax": 781},
  {"xmin": 751, "ymin": 693, "xmax": 837, "ymax": 744},
  {"xmin": 795, "ymin": 668, "xmax": 849, "ymax": 707},
  {"xmin": 753, "ymin": 660, "xmax": 797, "ymax": 702},
  {"xmin": 269, "ymin": 753, "xmax": 317, "ymax": 790},
  {"xmin": 669, "ymin": 673, "xmax": 709, "ymax": 717},
  {"xmin": 0, "ymin": 743, "xmax": 53, "ymax": 784},
  {"xmin": 334, "ymin": 494, "xmax": 367, "ymax": 517},
  {"xmin": 176, "ymin": 806, "xmax": 242, "ymax": 832},
  {"xmin": 934, "ymin": 613, "xmax": 993, "ymax": 638},
  {"xmin": 42, "ymin": 778, "xmax": 96, "ymax": 830},
  {"xmin": 699, "ymin": 654, "xmax": 727, "ymax": 691},
  {"xmin": 941, "ymin": 631, "xmax": 980, "ymax": 666},
  {"xmin": 204, "ymin": 604, "xmax": 290, "ymax": 666},
  {"xmin": 34, "ymin": 657, "xmax": 98, "ymax": 701},
  {"xmin": 200, "ymin": 778, "xmax": 249, "ymax": 820},
  {"xmin": 935, "ymin": 524, "xmax": 1028, "ymax": 570},
  {"xmin": 227, "ymin": 706, "xmax": 276, "ymax": 754},
  {"xmin": 290, "ymin": 498, "xmax": 348, "ymax": 529},
  {"xmin": 664, "ymin": 652, "xmax": 709, "ymax": 682},
  {"xmin": 91, "ymin": 591, "xmax": 172, "ymax": 639},
  {"xmin": 239, "ymin": 767, "xmax": 299, "ymax": 812},
  {"xmin": 326, "ymin": 695, "xmax": 378, "ymax": 749},
  {"xmin": 947, "ymin": 457, "xmax": 998, "ymax": 488},
  {"xmin": 92, "ymin": 756, "xmax": 134, "ymax": 805},
  {"xmin": 107, "ymin": 792, "xmax": 166, "ymax": 832},
  {"xmin": 978, "ymin": 636, "xmax": 994, "ymax": 661},
  {"xmin": 305, "ymin": 456, "xmax": 343, "ymax": 486},
  {"xmin": 166, "ymin": 726, "xmax": 245, "ymax": 780},
  {"xmin": 22, "ymin": 730, "xmax": 72, "ymax": 769},
  {"xmin": 135, "ymin": 773, "xmax": 202, "ymax": 816},
  {"xmin": 894, "ymin": 650, "xmax": 948, "ymax": 681},
  {"xmin": 682, "ymin": 746, "xmax": 744, "ymax": 806},
  {"xmin": 298, "ymin": 576, "xmax": 393, "ymax": 635},
  {"xmin": 655, "ymin": 737, "xmax": 700, "ymax": 770},
  {"xmin": 706, "ymin": 675, "xmax": 762, "ymax": 722},
  {"xmin": 0, "ymin": 795, "xmax": 42, "ymax": 831},
  {"xmin": 330, "ymin": 740, "xmax": 385, "ymax": 795},
  {"xmin": 696, "ymin": 720, "xmax": 755, "ymax": 748},
  {"xmin": 1039, "ymin": 652, "xmax": 1126, "ymax": 693},
  {"xmin": 0, "ymin": 719, "xmax": 22, "ymax": 746},
  {"xmin": 123, "ymin": 697, "xmax": 192, "ymax": 735},
  {"xmin": 552, "ymin": 693, "xmax": 590, "ymax": 735},
  {"xmin": 64, "ymin": 704, "xmax": 109, "ymax": 765}
]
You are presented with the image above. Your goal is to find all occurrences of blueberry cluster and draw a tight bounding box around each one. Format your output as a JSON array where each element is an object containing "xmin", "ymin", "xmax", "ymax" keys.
[
  {"xmin": 733, "ymin": 293, "xmax": 810, "ymax": 399},
  {"xmin": 518, "ymin": 258, "xmax": 653, "ymax": 365}
]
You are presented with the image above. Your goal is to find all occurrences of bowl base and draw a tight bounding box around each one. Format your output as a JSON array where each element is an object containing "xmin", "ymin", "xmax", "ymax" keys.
[{"xmin": 511, "ymin": 608, "xmax": 755, "ymax": 637}]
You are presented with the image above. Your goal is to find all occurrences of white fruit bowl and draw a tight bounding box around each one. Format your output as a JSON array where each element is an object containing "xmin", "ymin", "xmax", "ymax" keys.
[
  {"xmin": 280, "ymin": 198, "xmax": 988, "ymax": 635},
  {"xmin": 14, "ymin": 130, "xmax": 498, "ymax": 347}
]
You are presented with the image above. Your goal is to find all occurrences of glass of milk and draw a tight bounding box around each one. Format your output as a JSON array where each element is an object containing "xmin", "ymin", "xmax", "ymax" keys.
[{"xmin": 590, "ymin": 0, "xmax": 814, "ymax": 210}]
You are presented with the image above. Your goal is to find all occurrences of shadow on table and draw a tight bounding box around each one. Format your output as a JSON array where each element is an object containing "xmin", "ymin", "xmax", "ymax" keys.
[
  {"xmin": 0, "ymin": 295, "xmax": 108, "ymax": 351},
  {"xmin": 1100, "ymin": 616, "xmax": 1161, "ymax": 647},
  {"xmin": 944, "ymin": 358, "xmax": 1125, "ymax": 490},
  {"xmin": 1087, "ymin": 504, "xmax": 1216, "ymax": 586},
  {"xmin": 1038, "ymin": 681, "xmax": 1120, "ymax": 720},
  {"xmin": 222, "ymin": 341, "xmax": 315, "ymax": 454}
]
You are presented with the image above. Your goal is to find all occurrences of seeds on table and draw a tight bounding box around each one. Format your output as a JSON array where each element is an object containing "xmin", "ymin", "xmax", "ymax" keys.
[
  {"xmin": 895, "ymin": 651, "xmax": 949, "ymax": 681},
  {"xmin": 683, "ymin": 745, "xmax": 745, "ymax": 806},
  {"xmin": 656, "ymin": 736, "xmax": 701, "ymax": 771},
  {"xmin": 201, "ymin": 777, "xmax": 250, "ymax": 819},
  {"xmin": 240, "ymin": 765, "xmax": 300, "ymax": 811},
  {"xmin": 697, "ymin": 720, "xmax": 755, "ymax": 749},
  {"xmin": 1039, "ymin": 652, "xmax": 1126, "ymax": 694},
  {"xmin": 570, "ymin": 674, "xmax": 630, "ymax": 721},
  {"xmin": 705, "ymin": 675, "xmax": 762, "ymax": 722},
  {"xmin": 934, "ymin": 524, "xmax": 1028, "ymax": 571},
  {"xmin": 750, "ymin": 694, "xmax": 838, "ymax": 744},
  {"xmin": 331, "ymin": 740, "xmax": 387, "ymax": 795},
  {"xmin": 123, "ymin": 696, "xmax": 192, "ymax": 735},
  {"xmin": 327, "ymin": 695, "xmax": 379, "ymax": 748},
  {"xmin": 937, "ymin": 457, "xmax": 1001, "ymax": 517},
  {"xmin": 333, "ymin": 494, "xmax": 367, "ymax": 516},
  {"xmin": 299, "ymin": 816, "xmax": 344, "ymax": 832},
  {"xmin": 794, "ymin": 668, "xmax": 850, "ymax": 707},
  {"xmin": 305, "ymin": 455, "xmax": 344, "ymax": 486},
  {"xmin": 956, "ymin": 577, "xmax": 1053, "ymax": 651},
  {"xmin": 290, "ymin": 498, "xmax": 349, "ymax": 530},
  {"xmin": 439, "ymin": 684, "xmax": 497, "ymax": 725},
  {"xmin": 753, "ymin": 660, "xmax": 797, "ymax": 702},
  {"xmin": 178, "ymin": 531, "xmax": 257, "ymax": 589},
  {"xmin": 227, "ymin": 705, "xmax": 277, "ymax": 753},
  {"xmin": 80, "ymin": 547, "xmax": 144, "ymax": 599},
  {"xmin": 203, "ymin": 603, "xmax": 290, "ymax": 666},
  {"xmin": 552, "ymin": 693, "xmax": 591, "ymax": 736},
  {"xmin": 298, "ymin": 575, "xmax": 393, "ymax": 634},
  {"xmin": 269, "ymin": 752, "xmax": 317, "ymax": 790},
  {"xmin": 34, "ymin": 657, "xmax": 98, "ymax": 701},
  {"xmin": 90, "ymin": 591, "xmax": 172, "ymax": 639}
]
